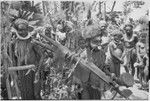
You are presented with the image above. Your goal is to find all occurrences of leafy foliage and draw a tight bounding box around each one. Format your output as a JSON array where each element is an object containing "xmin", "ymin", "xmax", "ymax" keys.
[{"xmin": 1, "ymin": 1, "xmax": 149, "ymax": 100}]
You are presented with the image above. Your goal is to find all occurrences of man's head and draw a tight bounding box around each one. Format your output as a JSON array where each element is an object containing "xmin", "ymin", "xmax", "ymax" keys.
[
  {"xmin": 12, "ymin": 18, "xmax": 34, "ymax": 40},
  {"xmin": 124, "ymin": 24, "xmax": 133, "ymax": 35},
  {"xmin": 113, "ymin": 34, "xmax": 122, "ymax": 44},
  {"xmin": 112, "ymin": 30, "xmax": 123, "ymax": 43},
  {"xmin": 99, "ymin": 21, "xmax": 107, "ymax": 31},
  {"xmin": 89, "ymin": 35, "xmax": 101, "ymax": 50}
]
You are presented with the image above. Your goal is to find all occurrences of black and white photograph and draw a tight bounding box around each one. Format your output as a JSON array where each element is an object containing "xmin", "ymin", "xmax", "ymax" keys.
[{"xmin": 0, "ymin": 0, "xmax": 149, "ymax": 100}]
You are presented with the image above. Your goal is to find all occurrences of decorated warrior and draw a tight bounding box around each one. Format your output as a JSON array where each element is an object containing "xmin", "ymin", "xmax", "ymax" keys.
[
  {"xmin": 8, "ymin": 1, "xmax": 44, "ymax": 99},
  {"xmin": 121, "ymin": 23, "xmax": 138, "ymax": 76},
  {"xmin": 105, "ymin": 30, "xmax": 124, "ymax": 77},
  {"xmin": 74, "ymin": 22, "xmax": 110, "ymax": 99},
  {"xmin": 134, "ymin": 36, "xmax": 149, "ymax": 89}
]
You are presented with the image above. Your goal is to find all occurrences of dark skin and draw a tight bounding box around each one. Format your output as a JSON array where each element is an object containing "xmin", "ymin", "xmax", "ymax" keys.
[
  {"xmin": 107, "ymin": 34, "xmax": 124, "ymax": 77},
  {"xmin": 110, "ymin": 35, "xmax": 123, "ymax": 64},
  {"xmin": 90, "ymin": 36, "xmax": 101, "ymax": 50},
  {"xmin": 123, "ymin": 25, "xmax": 138, "ymax": 48},
  {"xmin": 125, "ymin": 26, "xmax": 133, "ymax": 37},
  {"xmin": 122, "ymin": 25, "xmax": 138, "ymax": 76}
]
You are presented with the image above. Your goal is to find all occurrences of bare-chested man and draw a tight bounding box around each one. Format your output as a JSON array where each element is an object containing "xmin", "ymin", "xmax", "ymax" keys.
[
  {"xmin": 121, "ymin": 24, "xmax": 138, "ymax": 76},
  {"xmin": 105, "ymin": 30, "xmax": 124, "ymax": 77},
  {"xmin": 134, "ymin": 37, "xmax": 149, "ymax": 89}
]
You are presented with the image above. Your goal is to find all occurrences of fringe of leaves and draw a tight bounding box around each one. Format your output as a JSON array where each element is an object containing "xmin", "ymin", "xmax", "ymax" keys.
[{"xmin": 15, "ymin": 40, "xmax": 30, "ymax": 65}]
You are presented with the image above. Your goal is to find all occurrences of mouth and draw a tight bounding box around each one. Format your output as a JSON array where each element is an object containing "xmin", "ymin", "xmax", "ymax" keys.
[{"xmin": 18, "ymin": 31, "xmax": 28, "ymax": 38}]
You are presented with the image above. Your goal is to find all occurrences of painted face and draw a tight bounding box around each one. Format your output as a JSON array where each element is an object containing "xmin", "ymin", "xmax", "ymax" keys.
[
  {"xmin": 17, "ymin": 30, "xmax": 28, "ymax": 38},
  {"xmin": 90, "ymin": 36, "xmax": 101, "ymax": 49},
  {"xmin": 101, "ymin": 25, "xmax": 107, "ymax": 31},
  {"xmin": 14, "ymin": 19, "xmax": 33, "ymax": 39},
  {"xmin": 125, "ymin": 26, "xmax": 132, "ymax": 34},
  {"xmin": 16, "ymin": 22, "xmax": 27, "ymax": 37},
  {"xmin": 114, "ymin": 34, "xmax": 122, "ymax": 43}
]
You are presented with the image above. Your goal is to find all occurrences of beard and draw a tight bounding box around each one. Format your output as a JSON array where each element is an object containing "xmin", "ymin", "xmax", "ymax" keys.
[{"xmin": 89, "ymin": 45, "xmax": 100, "ymax": 52}]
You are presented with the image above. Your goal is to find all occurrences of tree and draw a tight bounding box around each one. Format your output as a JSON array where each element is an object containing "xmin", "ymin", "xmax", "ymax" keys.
[{"xmin": 123, "ymin": 1, "xmax": 145, "ymax": 23}]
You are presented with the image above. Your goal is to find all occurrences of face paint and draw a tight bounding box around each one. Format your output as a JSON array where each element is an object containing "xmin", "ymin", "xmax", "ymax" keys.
[
  {"xmin": 113, "ymin": 34, "xmax": 122, "ymax": 44},
  {"xmin": 125, "ymin": 26, "xmax": 132, "ymax": 34},
  {"xmin": 90, "ymin": 36, "xmax": 101, "ymax": 49},
  {"xmin": 18, "ymin": 30, "xmax": 28, "ymax": 38}
]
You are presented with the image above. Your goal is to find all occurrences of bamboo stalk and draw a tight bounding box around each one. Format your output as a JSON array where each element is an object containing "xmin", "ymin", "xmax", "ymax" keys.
[
  {"xmin": 9, "ymin": 42, "xmax": 21, "ymax": 99},
  {"xmin": 111, "ymin": 1, "xmax": 116, "ymax": 13},
  {"xmin": 6, "ymin": 77, "xmax": 12, "ymax": 99},
  {"xmin": 42, "ymin": 1, "xmax": 46, "ymax": 16},
  {"xmin": 97, "ymin": 1, "xmax": 102, "ymax": 18},
  {"xmin": 3, "ymin": 52, "xmax": 12, "ymax": 99},
  {"xmin": 2, "ymin": 19, "xmax": 12, "ymax": 100},
  {"xmin": 8, "ymin": 65, "xmax": 35, "ymax": 71},
  {"xmin": 4, "ymin": 47, "xmax": 12, "ymax": 99},
  {"xmin": 103, "ymin": 1, "xmax": 106, "ymax": 21}
]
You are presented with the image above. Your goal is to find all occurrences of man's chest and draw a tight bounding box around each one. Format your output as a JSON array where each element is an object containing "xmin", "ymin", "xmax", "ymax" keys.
[
  {"xmin": 111, "ymin": 42, "xmax": 123, "ymax": 58},
  {"xmin": 123, "ymin": 35, "xmax": 137, "ymax": 47},
  {"xmin": 91, "ymin": 50, "xmax": 106, "ymax": 68}
]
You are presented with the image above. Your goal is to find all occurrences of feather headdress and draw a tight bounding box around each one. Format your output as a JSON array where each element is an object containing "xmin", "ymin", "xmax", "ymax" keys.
[{"xmin": 9, "ymin": 1, "xmax": 44, "ymax": 40}]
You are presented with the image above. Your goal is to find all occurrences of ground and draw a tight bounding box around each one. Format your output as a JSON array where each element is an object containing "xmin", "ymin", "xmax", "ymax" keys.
[{"xmin": 102, "ymin": 65, "xmax": 149, "ymax": 100}]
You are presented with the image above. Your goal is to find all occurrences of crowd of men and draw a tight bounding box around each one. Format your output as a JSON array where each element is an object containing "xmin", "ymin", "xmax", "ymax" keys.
[
  {"xmin": 47, "ymin": 18, "xmax": 149, "ymax": 89},
  {"xmin": 42, "ymin": 17, "xmax": 149, "ymax": 99}
]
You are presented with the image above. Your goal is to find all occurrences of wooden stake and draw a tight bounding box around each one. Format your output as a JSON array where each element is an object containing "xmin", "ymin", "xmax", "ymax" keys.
[
  {"xmin": 111, "ymin": 1, "xmax": 116, "ymax": 13},
  {"xmin": 42, "ymin": 1, "xmax": 46, "ymax": 16},
  {"xmin": 8, "ymin": 65, "xmax": 35, "ymax": 71},
  {"xmin": 103, "ymin": 1, "xmax": 106, "ymax": 21}
]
